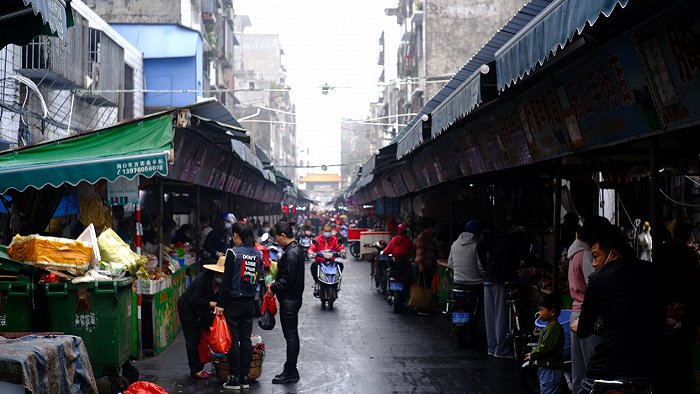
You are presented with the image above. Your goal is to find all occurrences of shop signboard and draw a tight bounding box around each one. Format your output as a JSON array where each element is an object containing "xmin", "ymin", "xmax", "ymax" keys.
[
  {"xmin": 515, "ymin": 81, "xmax": 570, "ymax": 158},
  {"xmin": 107, "ymin": 176, "xmax": 139, "ymax": 206},
  {"xmin": 551, "ymin": 33, "xmax": 661, "ymax": 149},
  {"xmin": 634, "ymin": 5, "xmax": 700, "ymax": 131}
]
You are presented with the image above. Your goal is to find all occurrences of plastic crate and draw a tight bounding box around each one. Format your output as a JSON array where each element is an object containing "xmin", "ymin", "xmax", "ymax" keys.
[{"xmin": 43, "ymin": 278, "xmax": 134, "ymax": 378}]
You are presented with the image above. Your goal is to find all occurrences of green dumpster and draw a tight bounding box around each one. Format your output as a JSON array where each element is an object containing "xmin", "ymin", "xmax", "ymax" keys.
[
  {"xmin": 0, "ymin": 275, "xmax": 33, "ymax": 332},
  {"xmin": 44, "ymin": 278, "xmax": 134, "ymax": 378}
]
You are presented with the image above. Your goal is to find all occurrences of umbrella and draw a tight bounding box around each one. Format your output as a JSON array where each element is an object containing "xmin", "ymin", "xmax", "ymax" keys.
[{"xmin": 0, "ymin": 0, "xmax": 74, "ymax": 49}]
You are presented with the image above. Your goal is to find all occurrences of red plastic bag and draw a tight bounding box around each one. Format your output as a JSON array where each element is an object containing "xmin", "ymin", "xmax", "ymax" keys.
[
  {"xmin": 261, "ymin": 295, "xmax": 277, "ymax": 316},
  {"xmin": 209, "ymin": 314, "xmax": 232, "ymax": 354},
  {"xmin": 198, "ymin": 329, "xmax": 212, "ymax": 363},
  {"xmin": 124, "ymin": 381, "xmax": 168, "ymax": 394}
]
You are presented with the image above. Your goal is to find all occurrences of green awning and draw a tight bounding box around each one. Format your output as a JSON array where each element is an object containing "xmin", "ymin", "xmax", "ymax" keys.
[
  {"xmin": 0, "ymin": 0, "xmax": 74, "ymax": 49},
  {"xmin": 0, "ymin": 115, "xmax": 173, "ymax": 194}
]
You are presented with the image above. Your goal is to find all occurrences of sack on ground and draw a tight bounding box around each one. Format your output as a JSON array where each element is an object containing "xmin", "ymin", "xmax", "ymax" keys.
[
  {"xmin": 258, "ymin": 310, "xmax": 275, "ymax": 330},
  {"xmin": 407, "ymin": 274, "xmax": 432, "ymax": 308},
  {"xmin": 210, "ymin": 314, "xmax": 232, "ymax": 354}
]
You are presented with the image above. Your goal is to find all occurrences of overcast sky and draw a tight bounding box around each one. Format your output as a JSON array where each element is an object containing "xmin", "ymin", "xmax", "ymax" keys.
[{"xmin": 233, "ymin": 0, "xmax": 399, "ymax": 175}]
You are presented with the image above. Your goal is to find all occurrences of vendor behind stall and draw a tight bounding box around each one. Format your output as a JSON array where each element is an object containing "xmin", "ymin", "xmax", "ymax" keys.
[
  {"xmin": 202, "ymin": 212, "xmax": 236, "ymax": 264},
  {"xmin": 177, "ymin": 256, "xmax": 224, "ymax": 379}
]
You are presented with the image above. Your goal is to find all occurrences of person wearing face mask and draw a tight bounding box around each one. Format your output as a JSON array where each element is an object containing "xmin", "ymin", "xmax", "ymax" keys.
[
  {"xmin": 571, "ymin": 225, "xmax": 665, "ymax": 393},
  {"xmin": 309, "ymin": 223, "xmax": 345, "ymax": 297},
  {"xmin": 215, "ymin": 221, "xmax": 264, "ymax": 390},
  {"xmin": 202, "ymin": 212, "xmax": 237, "ymax": 264},
  {"xmin": 177, "ymin": 256, "xmax": 225, "ymax": 379}
]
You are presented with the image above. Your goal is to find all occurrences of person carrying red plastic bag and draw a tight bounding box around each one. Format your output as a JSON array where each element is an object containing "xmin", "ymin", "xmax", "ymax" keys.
[{"xmin": 214, "ymin": 222, "xmax": 265, "ymax": 390}]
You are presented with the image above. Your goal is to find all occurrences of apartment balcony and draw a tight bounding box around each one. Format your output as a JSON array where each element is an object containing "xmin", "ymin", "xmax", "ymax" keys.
[
  {"xmin": 17, "ymin": 14, "xmax": 88, "ymax": 89},
  {"xmin": 77, "ymin": 28, "xmax": 125, "ymax": 106},
  {"xmin": 202, "ymin": 0, "xmax": 219, "ymax": 26}
]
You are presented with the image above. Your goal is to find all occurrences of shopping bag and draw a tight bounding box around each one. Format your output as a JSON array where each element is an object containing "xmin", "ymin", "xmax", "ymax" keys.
[
  {"xmin": 407, "ymin": 274, "xmax": 432, "ymax": 309},
  {"xmin": 261, "ymin": 295, "xmax": 277, "ymax": 316},
  {"xmin": 258, "ymin": 310, "xmax": 276, "ymax": 330},
  {"xmin": 198, "ymin": 329, "xmax": 212, "ymax": 363},
  {"xmin": 124, "ymin": 381, "xmax": 168, "ymax": 394},
  {"xmin": 209, "ymin": 314, "xmax": 232, "ymax": 354}
]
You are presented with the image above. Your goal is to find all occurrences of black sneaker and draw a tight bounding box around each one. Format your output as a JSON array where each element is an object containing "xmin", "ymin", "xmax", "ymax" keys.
[
  {"xmin": 313, "ymin": 284, "xmax": 319, "ymax": 298},
  {"xmin": 240, "ymin": 375, "xmax": 250, "ymax": 389},
  {"xmin": 223, "ymin": 375, "xmax": 241, "ymax": 390},
  {"xmin": 271, "ymin": 370, "xmax": 299, "ymax": 384}
]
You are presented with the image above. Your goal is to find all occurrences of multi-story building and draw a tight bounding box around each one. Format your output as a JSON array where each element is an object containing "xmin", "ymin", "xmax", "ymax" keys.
[
  {"xmin": 383, "ymin": 0, "xmax": 524, "ymax": 135},
  {"xmin": 299, "ymin": 173, "xmax": 342, "ymax": 207},
  {"xmin": 0, "ymin": 0, "xmax": 144, "ymax": 148},
  {"xmin": 232, "ymin": 17, "xmax": 297, "ymax": 182}
]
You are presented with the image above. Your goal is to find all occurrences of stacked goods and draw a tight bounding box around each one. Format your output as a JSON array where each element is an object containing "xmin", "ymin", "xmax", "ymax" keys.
[
  {"xmin": 97, "ymin": 228, "xmax": 148, "ymax": 278},
  {"xmin": 8, "ymin": 234, "xmax": 93, "ymax": 275}
]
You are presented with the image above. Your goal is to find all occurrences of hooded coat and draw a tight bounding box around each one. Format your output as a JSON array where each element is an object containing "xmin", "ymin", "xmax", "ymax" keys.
[
  {"xmin": 448, "ymin": 232, "xmax": 484, "ymax": 285},
  {"xmin": 567, "ymin": 239, "xmax": 595, "ymax": 313}
]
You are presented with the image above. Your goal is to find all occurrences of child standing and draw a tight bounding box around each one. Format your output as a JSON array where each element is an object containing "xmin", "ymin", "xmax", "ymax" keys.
[{"xmin": 525, "ymin": 295, "xmax": 565, "ymax": 394}]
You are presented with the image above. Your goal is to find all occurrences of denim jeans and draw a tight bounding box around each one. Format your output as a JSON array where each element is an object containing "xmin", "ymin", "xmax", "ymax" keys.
[
  {"xmin": 223, "ymin": 300, "xmax": 256, "ymax": 377},
  {"xmin": 483, "ymin": 282, "xmax": 510, "ymax": 356},
  {"xmin": 579, "ymin": 377, "xmax": 594, "ymax": 394},
  {"xmin": 539, "ymin": 367, "xmax": 563, "ymax": 394},
  {"xmin": 279, "ymin": 297, "xmax": 303, "ymax": 371}
]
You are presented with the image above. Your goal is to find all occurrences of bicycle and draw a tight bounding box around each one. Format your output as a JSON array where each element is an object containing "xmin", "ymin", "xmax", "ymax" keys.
[{"xmin": 505, "ymin": 281, "xmax": 531, "ymax": 364}]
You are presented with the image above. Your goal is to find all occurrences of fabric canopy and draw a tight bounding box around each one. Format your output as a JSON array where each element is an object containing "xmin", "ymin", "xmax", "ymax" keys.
[
  {"xmin": 495, "ymin": 0, "xmax": 629, "ymax": 91},
  {"xmin": 431, "ymin": 71, "xmax": 482, "ymax": 138},
  {"xmin": 396, "ymin": 121, "xmax": 424, "ymax": 160},
  {"xmin": 0, "ymin": 115, "xmax": 173, "ymax": 194},
  {"xmin": 0, "ymin": 0, "xmax": 74, "ymax": 49}
]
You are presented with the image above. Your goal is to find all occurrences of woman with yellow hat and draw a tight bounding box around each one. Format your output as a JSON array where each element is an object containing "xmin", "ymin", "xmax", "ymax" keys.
[{"xmin": 177, "ymin": 255, "xmax": 225, "ymax": 378}]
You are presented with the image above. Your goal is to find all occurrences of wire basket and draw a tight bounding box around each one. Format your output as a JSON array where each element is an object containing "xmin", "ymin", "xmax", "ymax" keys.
[{"xmin": 211, "ymin": 344, "xmax": 265, "ymax": 381}]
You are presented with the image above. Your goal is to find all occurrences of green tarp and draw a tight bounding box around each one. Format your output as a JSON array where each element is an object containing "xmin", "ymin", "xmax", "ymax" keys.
[
  {"xmin": 0, "ymin": 115, "xmax": 173, "ymax": 193},
  {"xmin": 0, "ymin": 0, "xmax": 74, "ymax": 49}
]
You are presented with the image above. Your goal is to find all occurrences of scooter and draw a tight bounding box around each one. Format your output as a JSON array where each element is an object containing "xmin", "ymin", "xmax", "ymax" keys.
[
  {"xmin": 521, "ymin": 310, "xmax": 573, "ymax": 393},
  {"xmin": 298, "ymin": 231, "xmax": 313, "ymax": 261},
  {"xmin": 386, "ymin": 255, "xmax": 408, "ymax": 313},
  {"xmin": 315, "ymin": 249, "xmax": 343, "ymax": 310},
  {"xmin": 444, "ymin": 283, "xmax": 480, "ymax": 348}
]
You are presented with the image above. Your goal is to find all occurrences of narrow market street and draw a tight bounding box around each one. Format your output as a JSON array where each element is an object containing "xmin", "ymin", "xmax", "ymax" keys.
[{"xmin": 131, "ymin": 256, "xmax": 530, "ymax": 393}]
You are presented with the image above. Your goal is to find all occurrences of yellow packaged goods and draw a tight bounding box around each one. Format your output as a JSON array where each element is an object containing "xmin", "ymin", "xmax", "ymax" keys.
[
  {"xmin": 8, "ymin": 234, "xmax": 92, "ymax": 274},
  {"xmin": 98, "ymin": 228, "xmax": 147, "ymax": 272}
]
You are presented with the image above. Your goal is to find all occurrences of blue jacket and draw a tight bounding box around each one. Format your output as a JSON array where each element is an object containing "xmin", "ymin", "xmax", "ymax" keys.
[{"xmin": 217, "ymin": 245, "xmax": 263, "ymax": 304}]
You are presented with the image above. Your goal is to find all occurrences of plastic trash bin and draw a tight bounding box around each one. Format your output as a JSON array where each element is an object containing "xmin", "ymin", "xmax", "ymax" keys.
[
  {"xmin": 44, "ymin": 278, "xmax": 134, "ymax": 380},
  {"xmin": 0, "ymin": 275, "xmax": 33, "ymax": 332}
]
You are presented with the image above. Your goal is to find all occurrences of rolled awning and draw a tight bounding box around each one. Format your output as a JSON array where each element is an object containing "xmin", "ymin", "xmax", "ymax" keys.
[
  {"xmin": 431, "ymin": 70, "xmax": 482, "ymax": 138},
  {"xmin": 495, "ymin": 0, "xmax": 629, "ymax": 91},
  {"xmin": 396, "ymin": 121, "xmax": 423, "ymax": 160},
  {"xmin": 0, "ymin": 115, "xmax": 173, "ymax": 194}
]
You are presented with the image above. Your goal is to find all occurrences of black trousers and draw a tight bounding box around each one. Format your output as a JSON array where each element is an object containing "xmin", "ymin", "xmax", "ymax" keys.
[
  {"xmin": 177, "ymin": 297, "xmax": 203, "ymax": 374},
  {"xmin": 278, "ymin": 297, "xmax": 303, "ymax": 372},
  {"xmin": 310, "ymin": 261, "xmax": 344, "ymax": 283},
  {"xmin": 223, "ymin": 300, "xmax": 256, "ymax": 377}
]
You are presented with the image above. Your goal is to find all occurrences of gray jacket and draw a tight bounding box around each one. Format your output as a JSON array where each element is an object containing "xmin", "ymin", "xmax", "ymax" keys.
[{"xmin": 448, "ymin": 232, "xmax": 484, "ymax": 285}]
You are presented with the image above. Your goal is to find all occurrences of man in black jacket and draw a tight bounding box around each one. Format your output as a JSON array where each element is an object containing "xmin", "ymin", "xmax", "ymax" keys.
[
  {"xmin": 266, "ymin": 221, "xmax": 305, "ymax": 384},
  {"xmin": 572, "ymin": 225, "xmax": 665, "ymax": 393}
]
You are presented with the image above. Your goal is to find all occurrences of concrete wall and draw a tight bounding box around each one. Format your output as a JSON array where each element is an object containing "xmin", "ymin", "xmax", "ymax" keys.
[
  {"xmin": 86, "ymin": 0, "xmax": 201, "ymax": 28},
  {"xmin": 424, "ymin": 0, "xmax": 523, "ymax": 99}
]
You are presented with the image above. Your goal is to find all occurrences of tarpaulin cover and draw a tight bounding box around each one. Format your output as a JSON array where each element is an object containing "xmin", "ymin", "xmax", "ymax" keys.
[{"xmin": 0, "ymin": 335, "xmax": 97, "ymax": 394}]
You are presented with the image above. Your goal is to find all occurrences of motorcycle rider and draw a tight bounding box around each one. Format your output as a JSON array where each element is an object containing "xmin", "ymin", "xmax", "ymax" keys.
[
  {"xmin": 381, "ymin": 223, "xmax": 415, "ymax": 290},
  {"xmin": 309, "ymin": 223, "xmax": 345, "ymax": 297}
]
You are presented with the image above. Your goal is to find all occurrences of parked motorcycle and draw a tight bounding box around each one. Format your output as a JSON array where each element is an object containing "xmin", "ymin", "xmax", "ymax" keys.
[
  {"xmin": 521, "ymin": 310, "xmax": 573, "ymax": 393},
  {"xmin": 315, "ymin": 249, "xmax": 343, "ymax": 310},
  {"xmin": 298, "ymin": 231, "xmax": 313, "ymax": 261},
  {"xmin": 386, "ymin": 255, "xmax": 409, "ymax": 313},
  {"xmin": 444, "ymin": 283, "xmax": 481, "ymax": 348}
]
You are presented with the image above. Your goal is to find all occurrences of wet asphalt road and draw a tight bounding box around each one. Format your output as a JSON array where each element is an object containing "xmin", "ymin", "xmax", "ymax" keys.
[{"xmin": 129, "ymin": 256, "xmax": 530, "ymax": 393}]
